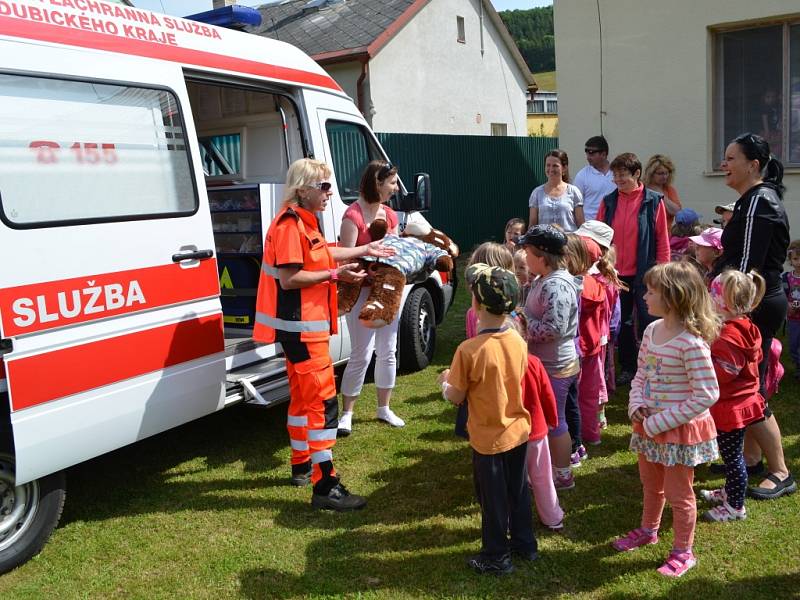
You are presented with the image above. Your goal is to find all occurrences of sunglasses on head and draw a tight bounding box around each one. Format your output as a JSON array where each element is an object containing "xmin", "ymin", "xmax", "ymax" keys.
[
  {"xmin": 378, "ymin": 162, "xmax": 394, "ymax": 178},
  {"xmin": 312, "ymin": 181, "xmax": 333, "ymax": 192}
]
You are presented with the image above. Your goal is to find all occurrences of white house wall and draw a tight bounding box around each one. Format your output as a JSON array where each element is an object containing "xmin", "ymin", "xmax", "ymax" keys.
[
  {"xmin": 554, "ymin": 0, "xmax": 800, "ymax": 236},
  {"xmin": 367, "ymin": 0, "xmax": 528, "ymax": 135}
]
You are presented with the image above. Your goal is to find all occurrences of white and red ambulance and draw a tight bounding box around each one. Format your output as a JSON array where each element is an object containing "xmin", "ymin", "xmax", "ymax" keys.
[{"xmin": 0, "ymin": 0, "xmax": 453, "ymax": 573}]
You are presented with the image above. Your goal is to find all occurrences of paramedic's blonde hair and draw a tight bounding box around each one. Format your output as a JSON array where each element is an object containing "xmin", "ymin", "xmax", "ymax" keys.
[
  {"xmin": 283, "ymin": 158, "xmax": 332, "ymax": 207},
  {"xmin": 468, "ymin": 242, "xmax": 513, "ymax": 270},
  {"xmin": 717, "ymin": 269, "xmax": 766, "ymax": 316},
  {"xmin": 643, "ymin": 262, "xmax": 721, "ymax": 344}
]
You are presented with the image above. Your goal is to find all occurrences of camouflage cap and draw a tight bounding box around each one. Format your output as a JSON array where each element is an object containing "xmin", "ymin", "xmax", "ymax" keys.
[{"xmin": 465, "ymin": 263, "xmax": 520, "ymax": 315}]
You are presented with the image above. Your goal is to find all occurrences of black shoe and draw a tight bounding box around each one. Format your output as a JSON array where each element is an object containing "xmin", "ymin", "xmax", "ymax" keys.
[
  {"xmin": 290, "ymin": 462, "xmax": 312, "ymax": 487},
  {"xmin": 311, "ymin": 482, "xmax": 367, "ymax": 511},
  {"xmin": 616, "ymin": 371, "xmax": 635, "ymax": 386},
  {"xmin": 709, "ymin": 461, "xmax": 765, "ymax": 477},
  {"xmin": 466, "ymin": 553, "xmax": 514, "ymax": 575},
  {"xmin": 748, "ymin": 473, "xmax": 797, "ymax": 500}
]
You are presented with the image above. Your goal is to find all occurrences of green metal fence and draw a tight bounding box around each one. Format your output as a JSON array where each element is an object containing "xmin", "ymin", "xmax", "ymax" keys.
[{"xmin": 375, "ymin": 133, "xmax": 559, "ymax": 252}]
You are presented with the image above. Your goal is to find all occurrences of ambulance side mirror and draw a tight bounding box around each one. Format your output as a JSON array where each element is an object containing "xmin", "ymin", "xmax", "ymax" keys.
[{"xmin": 400, "ymin": 173, "xmax": 431, "ymax": 212}]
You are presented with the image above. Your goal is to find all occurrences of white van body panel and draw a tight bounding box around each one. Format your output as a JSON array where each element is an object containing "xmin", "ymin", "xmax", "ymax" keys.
[{"xmin": 0, "ymin": 0, "xmax": 449, "ymax": 488}]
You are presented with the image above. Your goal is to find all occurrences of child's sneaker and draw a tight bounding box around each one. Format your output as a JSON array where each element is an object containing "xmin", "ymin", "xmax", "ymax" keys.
[
  {"xmin": 656, "ymin": 550, "xmax": 697, "ymax": 577},
  {"xmin": 466, "ymin": 553, "xmax": 514, "ymax": 575},
  {"xmin": 570, "ymin": 445, "xmax": 588, "ymax": 467},
  {"xmin": 546, "ymin": 519, "xmax": 565, "ymax": 533},
  {"xmin": 699, "ymin": 487, "xmax": 727, "ymax": 505},
  {"xmin": 612, "ymin": 528, "xmax": 658, "ymax": 552},
  {"xmin": 702, "ymin": 501, "xmax": 746, "ymax": 522},
  {"xmin": 554, "ymin": 471, "xmax": 575, "ymax": 491}
]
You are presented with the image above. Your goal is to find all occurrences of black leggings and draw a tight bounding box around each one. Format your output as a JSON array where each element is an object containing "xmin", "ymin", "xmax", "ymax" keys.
[
  {"xmin": 751, "ymin": 286, "xmax": 788, "ymax": 403},
  {"xmin": 718, "ymin": 429, "xmax": 747, "ymax": 510}
]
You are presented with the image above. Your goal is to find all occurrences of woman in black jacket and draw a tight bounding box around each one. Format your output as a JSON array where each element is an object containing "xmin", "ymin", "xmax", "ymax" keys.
[{"xmin": 711, "ymin": 132, "xmax": 795, "ymax": 500}]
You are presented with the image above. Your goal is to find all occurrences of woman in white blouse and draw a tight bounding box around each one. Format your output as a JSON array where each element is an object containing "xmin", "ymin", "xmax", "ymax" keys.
[{"xmin": 528, "ymin": 149, "xmax": 585, "ymax": 232}]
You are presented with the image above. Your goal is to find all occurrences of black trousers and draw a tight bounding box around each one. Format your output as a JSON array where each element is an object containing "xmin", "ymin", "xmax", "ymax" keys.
[
  {"xmin": 618, "ymin": 276, "xmax": 655, "ymax": 373},
  {"xmin": 472, "ymin": 442, "xmax": 536, "ymax": 560},
  {"xmin": 751, "ymin": 286, "xmax": 788, "ymax": 402}
]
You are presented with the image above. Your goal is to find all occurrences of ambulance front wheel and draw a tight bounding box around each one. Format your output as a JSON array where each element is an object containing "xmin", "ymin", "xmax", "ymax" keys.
[
  {"xmin": 0, "ymin": 453, "xmax": 66, "ymax": 575},
  {"xmin": 398, "ymin": 287, "xmax": 436, "ymax": 372}
]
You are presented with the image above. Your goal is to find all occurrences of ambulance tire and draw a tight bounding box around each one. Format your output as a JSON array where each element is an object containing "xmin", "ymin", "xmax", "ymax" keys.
[
  {"xmin": 399, "ymin": 287, "xmax": 436, "ymax": 372},
  {"xmin": 0, "ymin": 452, "xmax": 66, "ymax": 575}
]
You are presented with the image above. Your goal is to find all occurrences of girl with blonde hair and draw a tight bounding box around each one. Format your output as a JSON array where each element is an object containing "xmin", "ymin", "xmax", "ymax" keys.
[
  {"xmin": 700, "ymin": 270, "xmax": 780, "ymax": 522},
  {"xmin": 613, "ymin": 261, "xmax": 720, "ymax": 577}
]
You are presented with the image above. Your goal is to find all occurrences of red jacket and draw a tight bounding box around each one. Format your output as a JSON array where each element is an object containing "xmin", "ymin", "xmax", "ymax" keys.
[
  {"xmin": 710, "ymin": 316, "xmax": 765, "ymax": 431},
  {"xmin": 578, "ymin": 275, "xmax": 608, "ymax": 357},
  {"xmin": 522, "ymin": 354, "xmax": 558, "ymax": 440}
]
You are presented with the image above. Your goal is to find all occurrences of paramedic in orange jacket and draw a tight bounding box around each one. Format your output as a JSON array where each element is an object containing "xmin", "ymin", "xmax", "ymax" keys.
[{"xmin": 254, "ymin": 158, "xmax": 394, "ymax": 511}]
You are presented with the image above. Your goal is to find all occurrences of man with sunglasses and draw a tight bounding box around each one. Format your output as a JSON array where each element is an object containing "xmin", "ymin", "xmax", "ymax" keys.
[{"xmin": 573, "ymin": 135, "xmax": 615, "ymax": 220}]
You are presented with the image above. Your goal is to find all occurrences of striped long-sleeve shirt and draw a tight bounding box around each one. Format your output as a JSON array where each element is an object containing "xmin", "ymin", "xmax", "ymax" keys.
[{"xmin": 628, "ymin": 321, "xmax": 719, "ymax": 437}]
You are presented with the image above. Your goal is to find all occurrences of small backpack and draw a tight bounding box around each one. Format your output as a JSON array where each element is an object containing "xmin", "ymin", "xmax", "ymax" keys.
[{"xmin": 765, "ymin": 338, "xmax": 785, "ymax": 400}]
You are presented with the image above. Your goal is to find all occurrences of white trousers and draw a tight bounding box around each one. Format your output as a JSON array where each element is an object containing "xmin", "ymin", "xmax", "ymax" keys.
[{"xmin": 340, "ymin": 286, "xmax": 407, "ymax": 397}]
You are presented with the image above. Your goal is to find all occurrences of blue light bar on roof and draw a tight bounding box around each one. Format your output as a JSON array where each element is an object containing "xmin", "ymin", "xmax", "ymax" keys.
[{"xmin": 185, "ymin": 6, "xmax": 262, "ymax": 30}]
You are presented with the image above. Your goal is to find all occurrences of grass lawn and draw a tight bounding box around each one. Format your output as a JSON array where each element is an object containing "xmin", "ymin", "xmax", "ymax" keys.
[
  {"xmin": 1, "ymin": 270, "xmax": 798, "ymax": 599},
  {"xmin": 533, "ymin": 71, "xmax": 557, "ymax": 92}
]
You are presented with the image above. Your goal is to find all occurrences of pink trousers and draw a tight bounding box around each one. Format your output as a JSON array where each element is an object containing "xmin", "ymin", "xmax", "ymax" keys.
[
  {"xmin": 638, "ymin": 455, "xmax": 697, "ymax": 551},
  {"xmin": 578, "ymin": 350, "xmax": 608, "ymax": 444},
  {"xmin": 526, "ymin": 437, "xmax": 564, "ymax": 527}
]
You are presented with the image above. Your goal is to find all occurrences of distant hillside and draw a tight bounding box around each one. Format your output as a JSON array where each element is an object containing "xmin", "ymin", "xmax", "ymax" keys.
[
  {"xmin": 532, "ymin": 70, "xmax": 556, "ymax": 92},
  {"xmin": 499, "ymin": 6, "xmax": 555, "ymax": 74}
]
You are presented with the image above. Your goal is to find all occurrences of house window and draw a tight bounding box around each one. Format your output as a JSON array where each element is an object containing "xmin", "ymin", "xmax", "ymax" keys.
[
  {"xmin": 714, "ymin": 22, "xmax": 800, "ymax": 166},
  {"xmin": 491, "ymin": 123, "xmax": 508, "ymax": 136},
  {"xmin": 457, "ymin": 16, "xmax": 465, "ymax": 43}
]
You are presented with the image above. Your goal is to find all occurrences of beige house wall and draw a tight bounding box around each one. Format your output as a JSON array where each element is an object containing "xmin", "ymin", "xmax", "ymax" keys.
[{"xmin": 554, "ymin": 0, "xmax": 800, "ymax": 236}]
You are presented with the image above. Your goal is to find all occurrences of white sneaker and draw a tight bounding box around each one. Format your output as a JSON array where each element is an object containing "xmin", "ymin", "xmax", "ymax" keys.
[
  {"xmin": 337, "ymin": 412, "xmax": 353, "ymax": 437},
  {"xmin": 700, "ymin": 487, "xmax": 727, "ymax": 505},
  {"xmin": 376, "ymin": 407, "xmax": 405, "ymax": 427},
  {"xmin": 702, "ymin": 501, "xmax": 746, "ymax": 522}
]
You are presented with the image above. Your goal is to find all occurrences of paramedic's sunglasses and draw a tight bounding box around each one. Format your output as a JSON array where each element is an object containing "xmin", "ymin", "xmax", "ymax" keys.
[{"xmin": 311, "ymin": 181, "xmax": 333, "ymax": 192}]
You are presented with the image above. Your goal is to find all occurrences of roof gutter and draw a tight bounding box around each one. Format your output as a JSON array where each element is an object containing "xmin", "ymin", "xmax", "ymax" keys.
[{"xmin": 356, "ymin": 56, "xmax": 369, "ymax": 118}]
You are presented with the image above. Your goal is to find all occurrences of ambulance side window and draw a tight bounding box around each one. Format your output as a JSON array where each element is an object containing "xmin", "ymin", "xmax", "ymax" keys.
[
  {"xmin": 0, "ymin": 74, "xmax": 197, "ymax": 228},
  {"xmin": 324, "ymin": 121, "xmax": 383, "ymax": 205}
]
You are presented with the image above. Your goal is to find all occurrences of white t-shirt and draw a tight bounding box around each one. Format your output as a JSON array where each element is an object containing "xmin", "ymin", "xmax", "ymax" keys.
[
  {"xmin": 528, "ymin": 183, "xmax": 583, "ymax": 232},
  {"xmin": 574, "ymin": 165, "xmax": 615, "ymax": 220}
]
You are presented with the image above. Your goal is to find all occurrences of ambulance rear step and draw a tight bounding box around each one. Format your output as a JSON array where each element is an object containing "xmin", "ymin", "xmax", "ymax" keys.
[{"xmin": 224, "ymin": 357, "xmax": 289, "ymax": 408}]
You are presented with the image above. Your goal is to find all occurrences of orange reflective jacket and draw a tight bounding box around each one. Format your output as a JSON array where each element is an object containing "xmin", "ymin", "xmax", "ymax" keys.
[{"xmin": 253, "ymin": 205, "xmax": 338, "ymax": 344}]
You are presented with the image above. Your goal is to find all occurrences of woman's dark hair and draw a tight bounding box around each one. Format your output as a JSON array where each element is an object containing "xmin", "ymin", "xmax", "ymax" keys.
[
  {"xmin": 545, "ymin": 149, "xmax": 570, "ymax": 183},
  {"xmin": 732, "ymin": 132, "xmax": 785, "ymax": 198},
  {"xmin": 359, "ymin": 160, "xmax": 398, "ymax": 204},
  {"xmin": 610, "ymin": 152, "xmax": 642, "ymax": 181}
]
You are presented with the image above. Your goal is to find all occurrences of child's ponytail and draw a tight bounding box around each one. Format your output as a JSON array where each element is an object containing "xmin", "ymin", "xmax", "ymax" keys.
[{"xmin": 596, "ymin": 253, "xmax": 629, "ymax": 291}]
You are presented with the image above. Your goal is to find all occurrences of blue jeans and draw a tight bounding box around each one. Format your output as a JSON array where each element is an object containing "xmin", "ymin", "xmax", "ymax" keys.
[
  {"xmin": 788, "ymin": 320, "xmax": 800, "ymax": 369},
  {"xmin": 618, "ymin": 276, "xmax": 654, "ymax": 374}
]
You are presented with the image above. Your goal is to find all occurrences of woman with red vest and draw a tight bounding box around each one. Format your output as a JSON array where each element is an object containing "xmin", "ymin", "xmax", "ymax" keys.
[{"xmin": 253, "ymin": 158, "xmax": 394, "ymax": 511}]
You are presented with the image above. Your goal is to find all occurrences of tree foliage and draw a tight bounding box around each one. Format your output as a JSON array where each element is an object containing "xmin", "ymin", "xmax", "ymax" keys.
[{"xmin": 499, "ymin": 6, "xmax": 555, "ymax": 73}]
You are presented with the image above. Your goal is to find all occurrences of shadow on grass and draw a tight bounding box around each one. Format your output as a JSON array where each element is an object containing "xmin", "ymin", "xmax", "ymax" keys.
[{"xmin": 60, "ymin": 402, "xmax": 291, "ymax": 525}]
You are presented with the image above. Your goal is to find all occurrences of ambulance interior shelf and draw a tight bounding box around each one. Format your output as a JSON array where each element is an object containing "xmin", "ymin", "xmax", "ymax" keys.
[{"xmin": 209, "ymin": 185, "xmax": 262, "ymax": 330}]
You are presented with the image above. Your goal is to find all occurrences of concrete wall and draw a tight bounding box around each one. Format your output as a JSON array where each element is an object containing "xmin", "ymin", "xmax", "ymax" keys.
[
  {"xmin": 366, "ymin": 0, "xmax": 529, "ymax": 135},
  {"xmin": 554, "ymin": 0, "xmax": 800, "ymax": 237}
]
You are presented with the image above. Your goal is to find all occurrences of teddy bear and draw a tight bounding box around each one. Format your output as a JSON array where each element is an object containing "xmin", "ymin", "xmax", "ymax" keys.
[{"xmin": 337, "ymin": 213, "xmax": 459, "ymax": 328}]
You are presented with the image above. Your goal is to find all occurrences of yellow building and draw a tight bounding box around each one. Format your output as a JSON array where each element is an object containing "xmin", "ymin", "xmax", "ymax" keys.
[{"xmin": 527, "ymin": 91, "xmax": 559, "ymax": 137}]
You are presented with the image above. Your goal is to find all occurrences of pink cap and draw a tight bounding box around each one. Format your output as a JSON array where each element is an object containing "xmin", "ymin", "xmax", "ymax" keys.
[{"xmin": 689, "ymin": 227, "xmax": 723, "ymax": 250}]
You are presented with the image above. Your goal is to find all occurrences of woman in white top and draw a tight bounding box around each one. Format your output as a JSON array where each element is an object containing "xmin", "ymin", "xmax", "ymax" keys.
[{"xmin": 528, "ymin": 149, "xmax": 585, "ymax": 232}]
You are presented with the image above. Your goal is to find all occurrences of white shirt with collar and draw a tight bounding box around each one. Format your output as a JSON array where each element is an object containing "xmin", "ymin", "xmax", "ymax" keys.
[{"xmin": 574, "ymin": 164, "xmax": 615, "ymax": 220}]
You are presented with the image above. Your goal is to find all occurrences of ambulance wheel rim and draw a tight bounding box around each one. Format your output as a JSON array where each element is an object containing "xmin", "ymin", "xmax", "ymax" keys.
[
  {"xmin": 418, "ymin": 304, "xmax": 432, "ymax": 355},
  {"xmin": 0, "ymin": 455, "xmax": 40, "ymax": 552}
]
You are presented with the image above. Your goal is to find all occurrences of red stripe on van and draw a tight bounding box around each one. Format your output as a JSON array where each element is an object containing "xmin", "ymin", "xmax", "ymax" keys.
[
  {"xmin": 0, "ymin": 259, "xmax": 220, "ymax": 337},
  {"xmin": 7, "ymin": 313, "xmax": 224, "ymax": 411},
  {"xmin": 0, "ymin": 16, "xmax": 342, "ymax": 92}
]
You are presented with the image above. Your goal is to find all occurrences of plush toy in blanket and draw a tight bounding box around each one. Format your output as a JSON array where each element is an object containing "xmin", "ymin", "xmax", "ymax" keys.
[{"xmin": 337, "ymin": 213, "xmax": 459, "ymax": 328}]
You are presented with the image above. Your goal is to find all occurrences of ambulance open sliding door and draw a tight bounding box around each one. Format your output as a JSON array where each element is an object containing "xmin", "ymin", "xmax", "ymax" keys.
[{"xmin": 0, "ymin": 68, "xmax": 225, "ymax": 485}]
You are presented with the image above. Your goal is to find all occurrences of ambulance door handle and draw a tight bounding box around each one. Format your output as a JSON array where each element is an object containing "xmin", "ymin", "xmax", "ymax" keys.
[{"xmin": 172, "ymin": 249, "xmax": 214, "ymax": 263}]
